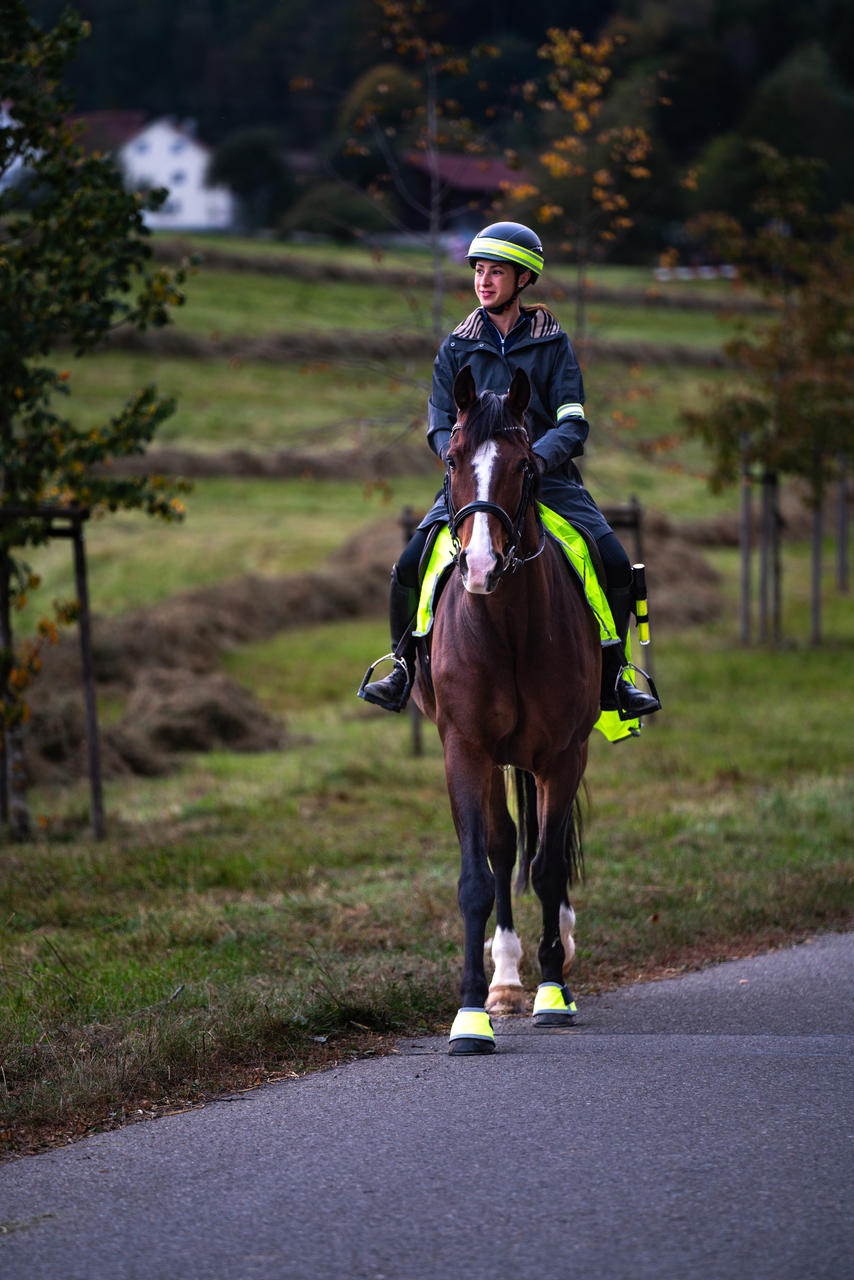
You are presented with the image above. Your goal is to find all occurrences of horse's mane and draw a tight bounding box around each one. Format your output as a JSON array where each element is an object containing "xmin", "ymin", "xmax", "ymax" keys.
[{"xmin": 457, "ymin": 390, "xmax": 533, "ymax": 455}]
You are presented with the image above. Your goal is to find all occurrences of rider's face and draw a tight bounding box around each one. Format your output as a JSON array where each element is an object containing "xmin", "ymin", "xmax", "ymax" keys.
[{"xmin": 473, "ymin": 260, "xmax": 529, "ymax": 310}]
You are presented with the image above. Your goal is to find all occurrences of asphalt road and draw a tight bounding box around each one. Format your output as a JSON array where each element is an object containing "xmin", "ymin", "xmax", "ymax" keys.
[{"xmin": 1, "ymin": 932, "xmax": 852, "ymax": 1280}]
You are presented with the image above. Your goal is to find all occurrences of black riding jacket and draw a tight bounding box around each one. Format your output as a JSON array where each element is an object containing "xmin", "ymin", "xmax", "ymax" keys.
[
  {"xmin": 427, "ymin": 305, "xmax": 587, "ymax": 473},
  {"xmin": 420, "ymin": 306, "xmax": 612, "ymax": 541}
]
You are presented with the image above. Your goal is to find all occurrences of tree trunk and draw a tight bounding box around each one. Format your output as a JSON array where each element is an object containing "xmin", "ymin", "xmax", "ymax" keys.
[
  {"xmin": 575, "ymin": 256, "xmax": 587, "ymax": 342},
  {"xmin": 837, "ymin": 454, "xmax": 849, "ymax": 594},
  {"xmin": 425, "ymin": 55, "xmax": 445, "ymax": 349},
  {"xmin": 574, "ymin": 140, "xmax": 593, "ymax": 340},
  {"xmin": 759, "ymin": 471, "xmax": 782, "ymax": 644},
  {"xmin": 739, "ymin": 449, "xmax": 753, "ymax": 645},
  {"xmin": 0, "ymin": 551, "xmax": 31, "ymax": 841},
  {"xmin": 0, "ymin": 551, "xmax": 7, "ymax": 827},
  {"xmin": 811, "ymin": 493, "xmax": 823, "ymax": 646},
  {"xmin": 73, "ymin": 517, "xmax": 106, "ymax": 838},
  {"xmin": 771, "ymin": 472, "xmax": 783, "ymax": 644},
  {"xmin": 758, "ymin": 473, "xmax": 771, "ymax": 642}
]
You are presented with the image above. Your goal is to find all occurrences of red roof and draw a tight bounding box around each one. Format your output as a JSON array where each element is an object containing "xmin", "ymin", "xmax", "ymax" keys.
[
  {"xmin": 405, "ymin": 150, "xmax": 529, "ymax": 193},
  {"xmin": 67, "ymin": 111, "xmax": 148, "ymax": 154}
]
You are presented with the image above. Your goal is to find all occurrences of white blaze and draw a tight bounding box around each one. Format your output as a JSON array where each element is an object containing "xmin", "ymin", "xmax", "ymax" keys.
[{"xmin": 464, "ymin": 440, "xmax": 499, "ymax": 593}]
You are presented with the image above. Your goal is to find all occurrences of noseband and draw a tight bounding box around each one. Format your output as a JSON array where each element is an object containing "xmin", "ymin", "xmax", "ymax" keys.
[{"xmin": 443, "ymin": 426, "xmax": 545, "ymax": 577}]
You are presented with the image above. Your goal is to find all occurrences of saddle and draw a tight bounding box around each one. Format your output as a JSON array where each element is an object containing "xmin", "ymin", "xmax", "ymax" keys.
[
  {"xmin": 408, "ymin": 507, "xmax": 642, "ymax": 744},
  {"xmin": 413, "ymin": 505, "xmax": 618, "ymax": 644}
]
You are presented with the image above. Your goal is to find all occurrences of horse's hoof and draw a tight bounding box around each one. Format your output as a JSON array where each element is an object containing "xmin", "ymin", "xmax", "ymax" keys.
[
  {"xmin": 448, "ymin": 1007, "xmax": 496, "ymax": 1055},
  {"xmin": 449, "ymin": 1037, "xmax": 496, "ymax": 1056},
  {"xmin": 485, "ymin": 983, "xmax": 527, "ymax": 1015},
  {"xmin": 532, "ymin": 982, "xmax": 577, "ymax": 1027},
  {"xmin": 533, "ymin": 1010, "xmax": 577, "ymax": 1027}
]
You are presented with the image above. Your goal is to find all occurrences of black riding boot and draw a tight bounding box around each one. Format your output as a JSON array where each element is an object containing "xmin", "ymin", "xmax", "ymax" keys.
[
  {"xmin": 602, "ymin": 583, "xmax": 661, "ymax": 720},
  {"xmin": 358, "ymin": 567, "xmax": 417, "ymax": 713}
]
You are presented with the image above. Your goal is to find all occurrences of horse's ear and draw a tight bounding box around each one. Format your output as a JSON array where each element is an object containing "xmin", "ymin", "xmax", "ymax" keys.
[
  {"xmin": 508, "ymin": 368, "xmax": 531, "ymax": 419},
  {"xmin": 453, "ymin": 365, "xmax": 478, "ymax": 414}
]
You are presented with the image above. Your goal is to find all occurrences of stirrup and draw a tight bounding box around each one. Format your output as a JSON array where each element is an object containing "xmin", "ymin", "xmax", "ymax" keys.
[
  {"xmin": 357, "ymin": 653, "xmax": 412, "ymax": 712},
  {"xmin": 615, "ymin": 663, "xmax": 661, "ymax": 721}
]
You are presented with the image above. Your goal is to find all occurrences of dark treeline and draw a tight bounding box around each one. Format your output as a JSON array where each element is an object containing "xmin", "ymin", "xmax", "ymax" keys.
[
  {"xmin": 24, "ymin": 1, "xmax": 620, "ymax": 145},
  {"xmin": 23, "ymin": 0, "xmax": 854, "ymax": 244}
]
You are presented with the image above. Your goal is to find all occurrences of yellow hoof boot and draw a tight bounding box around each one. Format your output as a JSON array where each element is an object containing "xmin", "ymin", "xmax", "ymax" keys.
[
  {"xmin": 448, "ymin": 1007, "xmax": 496, "ymax": 1055},
  {"xmin": 532, "ymin": 982, "xmax": 577, "ymax": 1026}
]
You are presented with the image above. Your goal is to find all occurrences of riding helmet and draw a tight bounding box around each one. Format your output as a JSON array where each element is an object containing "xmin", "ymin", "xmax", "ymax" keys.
[{"xmin": 466, "ymin": 221, "xmax": 544, "ymax": 282}]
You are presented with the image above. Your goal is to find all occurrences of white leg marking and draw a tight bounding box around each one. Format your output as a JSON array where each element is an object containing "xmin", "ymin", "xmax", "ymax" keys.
[
  {"xmin": 560, "ymin": 902, "xmax": 576, "ymax": 974},
  {"xmin": 490, "ymin": 926, "xmax": 523, "ymax": 987},
  {"xmin": 486, "ymin": 926, "xmax": 527, "ymax": 1013},
  {"xmin": 464, "ymin": 441, "xmax": 498, "ymax": 592}
]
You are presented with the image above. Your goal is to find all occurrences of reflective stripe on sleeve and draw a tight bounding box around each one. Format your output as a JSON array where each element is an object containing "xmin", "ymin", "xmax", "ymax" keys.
[{"xmin": 556, "ymin": 402, "xmax": 585, "ymax": 422}]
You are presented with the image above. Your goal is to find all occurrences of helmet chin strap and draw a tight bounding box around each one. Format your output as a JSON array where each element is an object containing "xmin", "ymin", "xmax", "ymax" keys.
[{"xmin": 484, "ymin": 270, "xmax": 530, "ymax": 315}]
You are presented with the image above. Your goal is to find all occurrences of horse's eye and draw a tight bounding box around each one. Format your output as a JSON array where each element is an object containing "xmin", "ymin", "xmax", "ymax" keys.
[{"xmin": 447, "ymin": 457, "xmax": 457, "ymax": 471}]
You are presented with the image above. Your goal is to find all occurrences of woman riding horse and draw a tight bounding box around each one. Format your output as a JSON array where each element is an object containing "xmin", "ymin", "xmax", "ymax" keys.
[
  {"xmin": 360, "ymin": 220, "xmax": 661, "ymax": 721},
  {"xmin": 409, "ymin": 363, "xmax": 599, "ymax": 1052}
]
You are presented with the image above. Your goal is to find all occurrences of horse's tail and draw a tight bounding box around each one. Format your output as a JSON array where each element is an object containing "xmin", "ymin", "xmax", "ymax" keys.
[
  {"xmin": 513, "ymin": 769, "xmax": 538, "ymax": 893},
  {"xmin": 513, "ymin": 768, "xmax": 585, "ymax": 893},
  {"xmin": 565, "ymin": 791, "xmax": 585, "ymax": 887}
]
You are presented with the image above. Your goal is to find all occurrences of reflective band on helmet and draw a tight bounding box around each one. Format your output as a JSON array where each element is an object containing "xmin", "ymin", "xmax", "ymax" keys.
[
  {"xmin": 449, "ymin": 1007, "xmax": 495, "ymax": 1043},
  {"xmin": 469, "ymin": 236, "xmax": 544, "ymax": 274},
  {"xmin": 533, "ymin": 983, "xmax": 577, "ymax": 1015},
  {"xmin": 557, "ymin": 402, "xmax": 585, "ymax": 422}
]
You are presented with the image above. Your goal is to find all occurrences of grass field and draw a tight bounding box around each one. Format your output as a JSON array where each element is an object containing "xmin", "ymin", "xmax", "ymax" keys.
[
  {"xmin": 1, "ymin": 241, "xmax": 851, "ymax": 1155},
  {"xmin": 49, "ymin": 353, "xmax": 432, "ymax": 451}
]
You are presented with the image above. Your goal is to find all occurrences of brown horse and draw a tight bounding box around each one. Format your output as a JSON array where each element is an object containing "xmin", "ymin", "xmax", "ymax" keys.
[{"xmin": 413, "ymin": 365, "xmax": 601, "ymax": 1054}]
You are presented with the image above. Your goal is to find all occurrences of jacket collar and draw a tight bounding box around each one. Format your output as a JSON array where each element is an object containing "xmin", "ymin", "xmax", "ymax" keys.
[{"xmin": 451, "ymin": 306, "xmax": 562, "ymax": 344}]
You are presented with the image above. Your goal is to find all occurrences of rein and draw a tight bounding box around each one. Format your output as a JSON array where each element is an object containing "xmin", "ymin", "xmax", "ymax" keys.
[{"xmin": 443, "ymin": 431, "xmax": 546, "ymax": 576}]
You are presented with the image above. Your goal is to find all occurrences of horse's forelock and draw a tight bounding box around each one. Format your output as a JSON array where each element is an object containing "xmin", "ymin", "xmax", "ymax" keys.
[{"xmin": 457, "ymin": 390, "xmax": 531, "ymax": 455}]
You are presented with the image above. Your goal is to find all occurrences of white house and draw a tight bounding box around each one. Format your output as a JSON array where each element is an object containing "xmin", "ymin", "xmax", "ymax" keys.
[
  {"xmin": 0, "ymin": 100, "xmax": 27, "ymax": 192},
  {"xmin": 117, "ymin": 117, "xmax": 235, "ymax": 232},
  {"xmin": 3, "ymin": 108, "xmax": 235, "ymax": 231}
]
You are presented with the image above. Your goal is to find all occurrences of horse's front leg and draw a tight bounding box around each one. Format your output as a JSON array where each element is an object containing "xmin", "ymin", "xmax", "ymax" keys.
[
  {"xmin": 486, "ymin": 768, "xmax": 526, "ymax": 1016},
  {"xmin": 443, "ymin": 736, "xmax": 499, "ymax": 1055}
]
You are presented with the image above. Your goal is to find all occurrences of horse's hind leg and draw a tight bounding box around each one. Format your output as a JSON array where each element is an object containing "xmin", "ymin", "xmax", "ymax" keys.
[
  {"xmin": 530, "ymin": 762, "xmax": 584, "ymax": 1025},
  {"xmin": 560, "ymin": 900, "xmax": 576, "ymax": 975},
  {"xmin": 485, "ymin": 770, "xmax": 526, "ymax": 1015}
]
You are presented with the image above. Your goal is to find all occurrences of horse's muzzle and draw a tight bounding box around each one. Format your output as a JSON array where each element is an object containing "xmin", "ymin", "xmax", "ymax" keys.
[{"xmin": 459, "ymin": 546, "xmax": 504, "ymax": 594}]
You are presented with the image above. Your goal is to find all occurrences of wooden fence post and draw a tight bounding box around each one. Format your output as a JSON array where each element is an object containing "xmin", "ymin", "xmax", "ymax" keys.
[
  {"xmin": 71, "ymin": 514, "xmax": 105, "ymax": 840},
  {"xmin": 0, "ymin": 505, "xmax": 105, "ymax": 839}
]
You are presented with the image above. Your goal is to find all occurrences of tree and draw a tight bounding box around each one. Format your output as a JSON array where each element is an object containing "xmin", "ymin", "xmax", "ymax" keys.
[
  {"xmin": 340, "ymin": 0, "xmax": 501, "ymax": 342},
  {"xmin": 0, "ymin": 2, "xmax": 189, "ymax": 838},
  {"xmin": 208, "ymin": 127, "xmax": 295, "ymax": 233},
  {"xmin": 504, "ymin": 27, "xmax": 656, "ymax": 335},
  {"xmin": 682, "ymin": 147, "xmax": 853, "ymax": 645}
]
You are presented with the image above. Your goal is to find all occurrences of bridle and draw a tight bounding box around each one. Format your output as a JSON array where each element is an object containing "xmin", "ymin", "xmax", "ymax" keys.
[{"xmin": 443, "ymin": 424, "xmax": 546, "ymax": 577}]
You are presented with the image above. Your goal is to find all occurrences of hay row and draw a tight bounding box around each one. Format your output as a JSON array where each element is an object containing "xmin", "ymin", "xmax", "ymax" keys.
[
  {"xmin": 105, "ymin": 324, "xmax": 728, "ymax": 368},
  {"xmin": 26, "ymin": 508, "xmax": 728, "ymax": 787},
  {"xmin": 155, "ymin": 239, "xmax": 769, "ymax": 314}
]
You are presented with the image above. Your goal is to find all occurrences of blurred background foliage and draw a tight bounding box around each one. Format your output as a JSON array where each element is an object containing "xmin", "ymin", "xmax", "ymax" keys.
[{"xmin": 22, "ymin": 0, "xmax": 854, "ymax": 257}]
